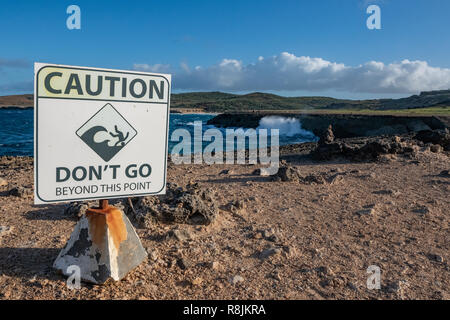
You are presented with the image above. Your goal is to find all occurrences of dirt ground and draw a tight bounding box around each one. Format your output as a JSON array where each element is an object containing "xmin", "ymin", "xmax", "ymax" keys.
[{"xmin": 0, "ymin": 149, "xmax": 449, "ymax": 300}]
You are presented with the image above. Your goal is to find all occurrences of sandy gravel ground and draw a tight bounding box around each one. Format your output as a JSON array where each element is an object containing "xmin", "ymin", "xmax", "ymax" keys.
[{"xmin": 0, "ymin": 149, "xmax": 449, "ymax": 300}]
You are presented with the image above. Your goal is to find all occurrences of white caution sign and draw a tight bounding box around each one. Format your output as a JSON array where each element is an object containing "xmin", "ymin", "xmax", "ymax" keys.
[{"xmin": 34, "ymin": 63, "xmax": 171, "ymax": 204}]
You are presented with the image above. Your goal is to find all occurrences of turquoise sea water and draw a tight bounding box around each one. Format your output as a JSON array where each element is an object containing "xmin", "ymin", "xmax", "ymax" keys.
[{"xmin": 0, "ymin": 109, "xmax": 317, "ymax": 156}]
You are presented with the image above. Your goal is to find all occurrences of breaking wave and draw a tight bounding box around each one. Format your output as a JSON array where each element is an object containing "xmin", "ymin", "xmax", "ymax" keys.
[{"xmin": 257, "ymin": 116, "xmax": 316, "ymax": 139}]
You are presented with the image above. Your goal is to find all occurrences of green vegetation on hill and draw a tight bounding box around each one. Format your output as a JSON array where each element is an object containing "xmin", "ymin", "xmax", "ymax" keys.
[
  {"xmin": 2, "ymin": 90, "xmax": 450, "ymax": 115},
  {"xmin": 171, "ymin": 90, "xmax": 450, "ymax": 114},
  {"xmin": 171, "ymin": 91, "xmax": 344, "ymax": 112}
]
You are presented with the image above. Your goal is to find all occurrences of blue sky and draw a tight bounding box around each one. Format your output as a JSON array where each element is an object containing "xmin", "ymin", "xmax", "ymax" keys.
[{"xmin": 1, "ymin": 0, "xmax": 450, "ymax": 98}]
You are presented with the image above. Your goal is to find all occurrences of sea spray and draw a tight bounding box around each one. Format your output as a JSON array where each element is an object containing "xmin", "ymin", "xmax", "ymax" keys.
[{"xmin": 257, "ymin": 116, "xmax": 317, "ymax": 139}]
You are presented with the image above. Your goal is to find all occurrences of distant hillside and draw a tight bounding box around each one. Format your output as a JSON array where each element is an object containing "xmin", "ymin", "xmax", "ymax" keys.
[
  {"xmin": 171, "ymin": 90, "xmax": 450, "ymax": 112},
  {"xmin": 171, "ymin": 91, "xmax": 344, "ymax": 112},
  {"xmin": 0, "ymin": 94, "xmax": 33, "ymax": 108},
  {"xmin": 2, "ymin": 90, "xmax": 450, "ymax": 112}
]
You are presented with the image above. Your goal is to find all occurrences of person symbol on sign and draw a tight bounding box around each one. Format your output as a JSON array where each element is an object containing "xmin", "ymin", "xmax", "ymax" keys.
[{"xmin": 110, "ymin": 125, "xmax": 130, "ymax": 147}]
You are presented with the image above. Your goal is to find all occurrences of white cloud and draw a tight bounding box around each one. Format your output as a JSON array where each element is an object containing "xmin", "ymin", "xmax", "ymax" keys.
[
  {"xmin": 133, "ymin": 52, "xmax": 450, "ymax": 94},
  {"xmin": 132, "ymin": 63, "xmax": 171, "ymax": 73}
]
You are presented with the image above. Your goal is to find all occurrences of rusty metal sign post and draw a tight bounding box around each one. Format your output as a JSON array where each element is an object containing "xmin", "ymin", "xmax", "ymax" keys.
[{"xmin": 34, "ymin": 63, "xmax": 171, "ymax": 284}]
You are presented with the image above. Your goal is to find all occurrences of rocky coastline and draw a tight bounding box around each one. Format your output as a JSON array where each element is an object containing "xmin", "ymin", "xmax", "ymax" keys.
[{"xmin": 207, "ymin": 112, "xmax": 450, "ymax": 139}]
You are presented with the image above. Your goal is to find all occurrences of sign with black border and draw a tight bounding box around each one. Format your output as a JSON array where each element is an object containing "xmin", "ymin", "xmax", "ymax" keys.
[{"xmin": 34, "ymin": 63, "xmax": 171, "ymax": 204}]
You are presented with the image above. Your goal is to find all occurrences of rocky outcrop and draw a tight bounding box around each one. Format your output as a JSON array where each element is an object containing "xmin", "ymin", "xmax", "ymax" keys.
[
  {"xmin": 8, "ymin": 186, "xmax": 32, "ymax": 197},
  {"xmin": 414, "ymin": 129, "xmax": 450, "ymax": 151},
  {"xmin": 312, "ymin": 134, "xmax": 419, "ymax": 161},
  {"xmin": 272, "ymin": 165, "xmax": 345, "ymax": 184},
  {"xmin": 319, "ymin": 125, "xmax": 335, "ymax": 144},
  {"xmin": 124, "ymin": 182, "xmax": 218, "ymax": 227},
  {"xmin": 207, "ymin": 113, "xmax": 450, "ymax": 139}
]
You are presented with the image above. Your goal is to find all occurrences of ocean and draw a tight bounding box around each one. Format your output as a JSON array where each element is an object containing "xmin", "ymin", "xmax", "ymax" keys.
[{"xmin": 0, "ymin": 109, "xmax": 317, "ymax": 156}]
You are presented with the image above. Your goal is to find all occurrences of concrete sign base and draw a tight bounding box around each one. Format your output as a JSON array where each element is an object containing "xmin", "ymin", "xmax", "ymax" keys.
[{"xmin": 53, "ymin": 207, "xmax": 147, "ymax": 284}]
